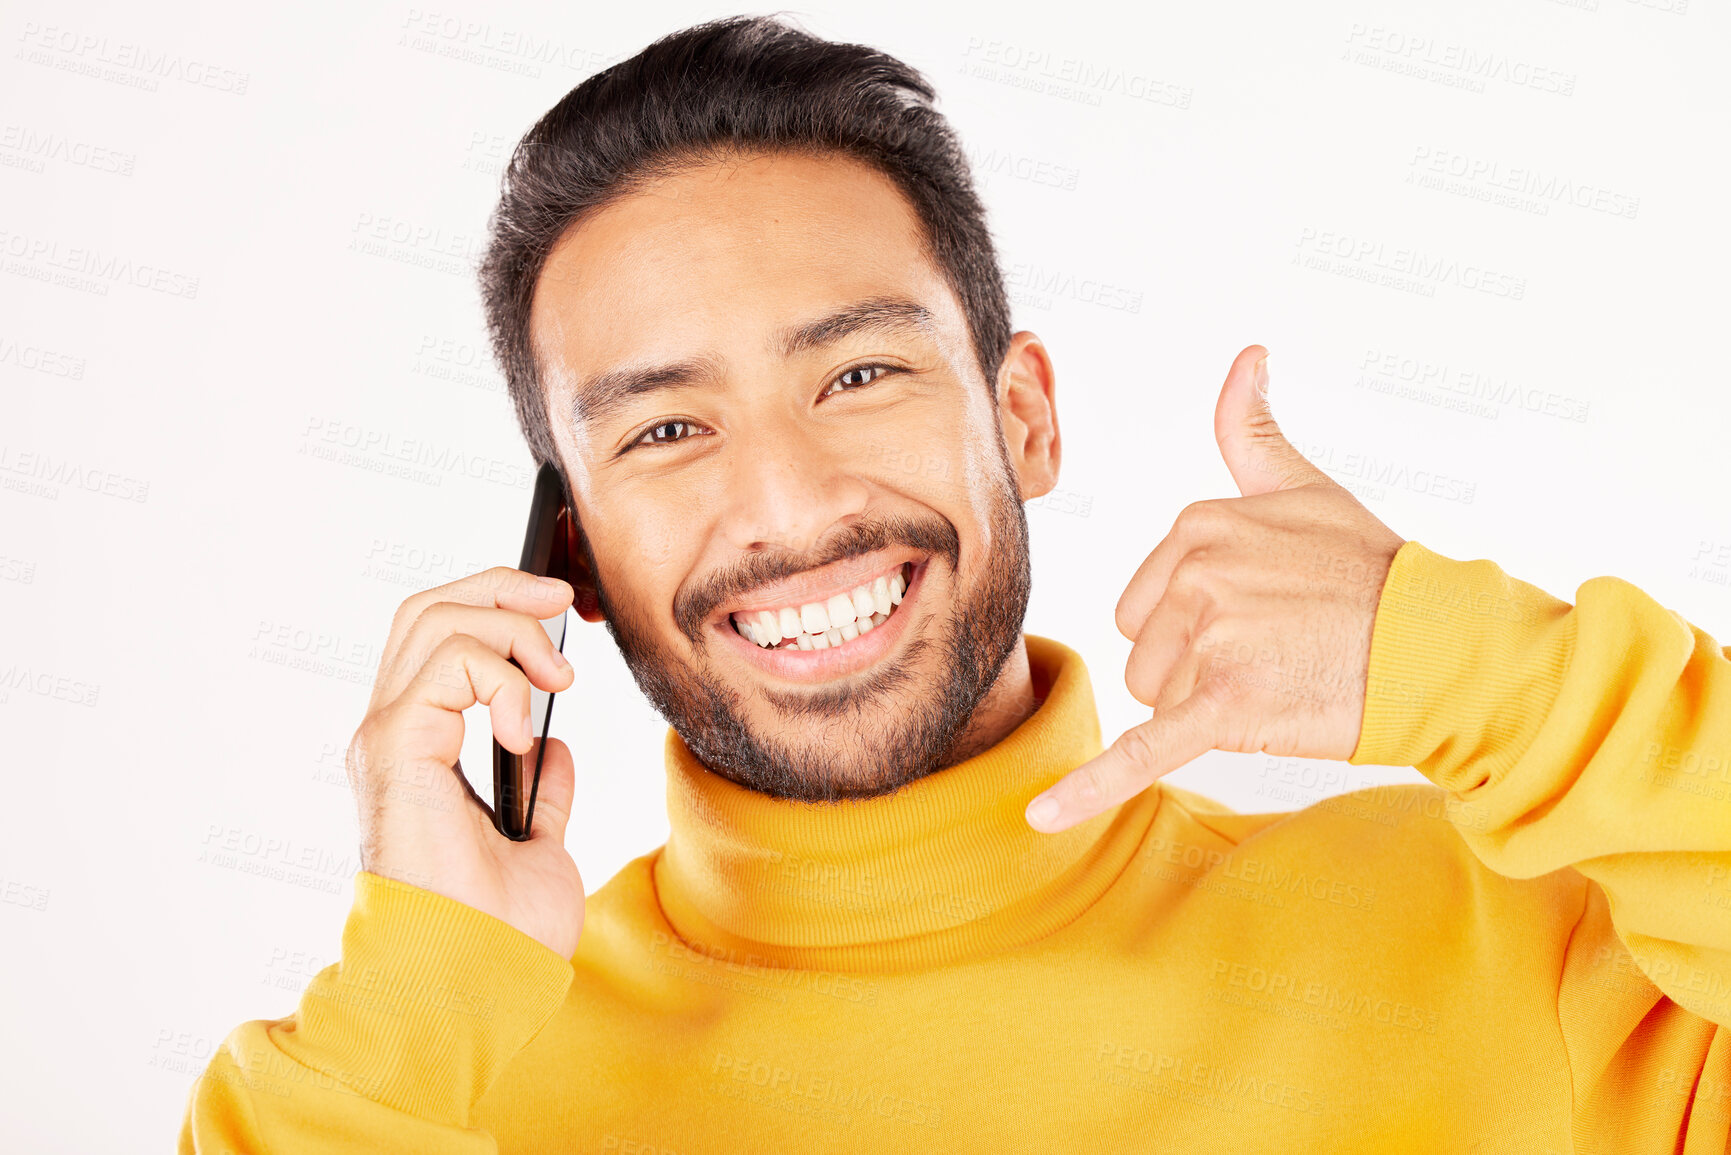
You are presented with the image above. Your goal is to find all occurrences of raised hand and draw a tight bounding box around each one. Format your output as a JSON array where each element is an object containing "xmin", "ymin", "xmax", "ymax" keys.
[
  {"xmin": 1024, "ymin": 346, "xmax": 1406, "ymax": 833},
  {"xmin": 347, "ymin": 567, "xmax": 584, "ymax": 956}
]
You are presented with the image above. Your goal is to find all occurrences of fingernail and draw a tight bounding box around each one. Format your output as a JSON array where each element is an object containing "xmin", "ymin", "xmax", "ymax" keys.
[
  {"xmin": 537, "ymin": 575, "xmax": 567, "ymax": 590},
  {"xmin": 522, "ymin": 712, "xmax": 536, "ymax": 746},
  {"xmin": 1254, "ymin": 356, "xmax": 1270, "ymax": 399},
  {"xmin": 1026, "ymin": 795, "xmax": 1060, "ymax": 829},
  {"xmin": 552, "ymin": 649, "xmax": 570, "ymax": 669}
]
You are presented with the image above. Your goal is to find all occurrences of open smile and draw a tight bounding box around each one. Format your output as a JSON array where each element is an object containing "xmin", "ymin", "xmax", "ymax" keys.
[{"xmin": 711, "ymin": 554, "xmax": 927, "ymax": 682}]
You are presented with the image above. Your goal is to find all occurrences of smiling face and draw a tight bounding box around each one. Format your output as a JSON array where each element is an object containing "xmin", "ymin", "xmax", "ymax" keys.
[{"xmin": 531, "ymin": 148, "xmax": 1059, "ymax": 801}]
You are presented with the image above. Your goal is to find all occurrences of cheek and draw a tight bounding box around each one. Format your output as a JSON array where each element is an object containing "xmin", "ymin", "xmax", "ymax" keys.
[
  {"xmin": 584, "ymin": 515, "xmax": 679, "ymax": 610},
  {"xmin": 866, "ymin": 438, "xmax": 959, "ymax": 498}
]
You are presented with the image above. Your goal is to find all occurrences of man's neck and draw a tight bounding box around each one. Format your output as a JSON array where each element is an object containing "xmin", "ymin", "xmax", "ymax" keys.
[{"xmin": 937, "ymin": 634, "xmax": 1042, "ymax": 767}]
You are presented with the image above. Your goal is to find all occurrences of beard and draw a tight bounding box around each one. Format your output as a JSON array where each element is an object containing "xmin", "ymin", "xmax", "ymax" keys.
[{"xmin": 578, "ymin": 436, "xmax": 1033, "ymax": 803}]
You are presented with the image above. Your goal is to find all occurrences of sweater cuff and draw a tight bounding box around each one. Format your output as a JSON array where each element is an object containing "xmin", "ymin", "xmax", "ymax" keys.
[
  {"xmin": 283, "ymin": 871, "xmax": 574, "ymax": 1127},
  {"xmin": 1349, "ymin": 540, "xmax": 1576, "ymax": 795}
]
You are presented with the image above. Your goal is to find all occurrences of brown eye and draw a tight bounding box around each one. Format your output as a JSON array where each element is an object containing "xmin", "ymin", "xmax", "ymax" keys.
[
  {"xmin": 639, "ymin": 420, "xmax": 698, "ymax": 446},
  {"xmin": 824, "ymin": 365, "xmax": 891, "ymax": 397}
]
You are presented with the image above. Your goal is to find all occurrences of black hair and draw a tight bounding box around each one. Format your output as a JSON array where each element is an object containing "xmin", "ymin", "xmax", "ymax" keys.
[{"xmin": 477, "ymin": 13, "xmax": 1012, "ymax": 475}]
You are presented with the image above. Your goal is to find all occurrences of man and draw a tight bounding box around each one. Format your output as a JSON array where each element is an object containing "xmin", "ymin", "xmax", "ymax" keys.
[{"xmin": 181, "ymin": 15, "xmax": 1731, "ymax": 1152}]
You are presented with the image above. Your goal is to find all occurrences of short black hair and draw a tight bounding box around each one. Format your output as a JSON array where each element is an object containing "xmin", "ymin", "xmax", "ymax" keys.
[{"xmin": 477, "ymin": 13, "xmax": 1012, "ymax": 475}]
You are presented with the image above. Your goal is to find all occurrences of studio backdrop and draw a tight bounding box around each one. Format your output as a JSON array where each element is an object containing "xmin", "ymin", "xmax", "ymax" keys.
[{"xmin": 1, "ymin": 1, "xmax": 1725, "ymax": 1150}]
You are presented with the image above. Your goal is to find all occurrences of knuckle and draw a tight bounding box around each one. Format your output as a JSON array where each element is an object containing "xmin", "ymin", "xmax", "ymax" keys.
[
  {"xmin": 1199, "ymin": 669, "xmax": 1246, "ymax": 710},
  {"xmin": 1074, "ymin": 761, "xmax": 1111, "ymax": 806},
  {"xmin": 395, "ymin": 586, "xmax": 443, "ymax": 624},
  {"xmin": 1174, "ymin": 498, "xmax": 1224, "ymax": 534},
  {"xmin": 417, "ymin": 634, "xmax": 479, "ymax": 688},
  {"xmin": 346, "ymin": 721, "xmax": 374, "ymax": 770},
  {"xmin": 347, "ymin": 718, "xmax": 391, "ymax": 791},
  {"xmin": 1165, "ymin": 555, "xmax": 1211, "ymax": 603},
  {"xmin": 1115, "ymin": 724, "xmax": 1160, "ymax": 774},
  {"xmin": 1124, "ymin": 640, "xmax": 1176, "ymax": 701}
]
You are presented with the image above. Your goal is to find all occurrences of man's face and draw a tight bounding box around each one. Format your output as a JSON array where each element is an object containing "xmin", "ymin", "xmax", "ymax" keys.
[{"xmin": 531, "ymin": 149, "xmax": 1037, "ymax": 801}]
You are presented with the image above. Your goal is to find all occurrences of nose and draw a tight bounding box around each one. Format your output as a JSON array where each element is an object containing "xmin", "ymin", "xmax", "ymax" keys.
[{"xmin": 718, "ymin": 418, "xmax": 871, "ymax": 558}]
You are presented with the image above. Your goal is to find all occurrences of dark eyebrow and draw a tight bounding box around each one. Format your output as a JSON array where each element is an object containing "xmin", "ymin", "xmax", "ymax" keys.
[
  {"xmin": 772, "ymin": 295, "xmax": 937, "ymax": 358},
  {"xmin": 568, "ymin": 295, "xmax": 937, "ymax": 432},
  {"xmin": 569, "ymin": 356, "xmax": 724, "ymax": 432}
]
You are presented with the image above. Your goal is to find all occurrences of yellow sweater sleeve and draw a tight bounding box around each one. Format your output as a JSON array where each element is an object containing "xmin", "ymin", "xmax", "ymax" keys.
[
  {"xmin": 1350, "ymin": 540, "xmax": 1731, "ymax": 1027},
  {"xmin": 179, "ymin": 871, "xmax": 574, "ymax": 1153}
]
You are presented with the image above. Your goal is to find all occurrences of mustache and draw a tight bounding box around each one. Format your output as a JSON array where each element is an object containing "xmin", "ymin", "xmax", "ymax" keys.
[{"xmin": 673, "ymin": 513, "xmax": 960, "ymax": 645}]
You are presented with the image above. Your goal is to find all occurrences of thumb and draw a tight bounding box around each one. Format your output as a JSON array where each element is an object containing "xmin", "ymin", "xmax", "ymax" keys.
[
  {"xmin": 1024, "ymin": 692, "xmax": 1219, "ymax": 833},
  {"xmin": 1213, "ymin": 345, "xmax": 1330, "ymax": 497},
  {"xmin": 527, "ymin": 737, "xmax": 576, "ymax": 844}
]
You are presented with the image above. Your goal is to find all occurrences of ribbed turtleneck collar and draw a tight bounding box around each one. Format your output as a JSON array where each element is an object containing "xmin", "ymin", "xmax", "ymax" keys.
[{"xmin": 652, "ymin": 634, "xmax": 1163, "ymax": 973}]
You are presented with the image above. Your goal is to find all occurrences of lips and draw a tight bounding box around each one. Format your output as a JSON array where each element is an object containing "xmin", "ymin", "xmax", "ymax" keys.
[
  {"xmin": 712, "ymin": 551, "xmax": 922, "ymax": 632},
  {"xmin": 729, "ymin": 561, "xmax": 914, "ymax": 650},
  {"xmin": 713, "ymin": 556, "xmax": 928, "ymax": 681}
]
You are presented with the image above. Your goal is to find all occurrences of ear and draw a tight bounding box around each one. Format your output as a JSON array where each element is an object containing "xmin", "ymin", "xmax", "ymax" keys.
[
  {"xmin": 996, "ymin": 331, "xmax": 1061, "ymax": 501},
  {"xmin": 558, "ymin": 507, "xmax": 607, "ymax": 623}
]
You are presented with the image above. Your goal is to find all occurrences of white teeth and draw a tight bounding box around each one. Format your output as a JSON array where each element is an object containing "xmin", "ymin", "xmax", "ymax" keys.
[
  {"xmin": 825, "ymin": 592, "xmax": 856, "ymax": 629},
  {"xmin": 733, "ymin": 563, "xmax": 914, "ymax": 653},
  {"xmin": 871, "ymin": 575, "xmax": 892, "ymax": 617}
]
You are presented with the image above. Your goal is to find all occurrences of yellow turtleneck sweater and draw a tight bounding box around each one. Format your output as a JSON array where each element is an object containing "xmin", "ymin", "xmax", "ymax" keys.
[{"xmin": 181, "ymin": 542, "xmax": 1731, "ymax": 1152}]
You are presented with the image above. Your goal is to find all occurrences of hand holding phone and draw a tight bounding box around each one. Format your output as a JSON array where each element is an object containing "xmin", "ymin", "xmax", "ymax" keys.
[
  {"xmin": 342, "ymin": 460, "xmax": 599, "ymax": 958},
  {"xmin": 492, "ymin": 463, "xmax": 580, "ymax": 840}
]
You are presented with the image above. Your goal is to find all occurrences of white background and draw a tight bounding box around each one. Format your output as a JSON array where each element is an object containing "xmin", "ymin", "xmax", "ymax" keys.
[{"xmin": 3, "ymin": 0, "xmax": 1727, "ymax": 1148}]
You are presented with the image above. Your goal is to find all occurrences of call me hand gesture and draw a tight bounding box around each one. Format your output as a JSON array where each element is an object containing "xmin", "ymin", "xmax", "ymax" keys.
[{"xmin": 1025, "ymin": 346, "xmax": 1407, "ymax": 833}]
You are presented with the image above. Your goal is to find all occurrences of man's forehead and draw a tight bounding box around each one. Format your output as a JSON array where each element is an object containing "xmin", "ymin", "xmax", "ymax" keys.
[
  {"xmin": 533, "ymin": 154, "xmax": 955, "ymax": 339},
  {"xmin": 528, "ymin": 151, "xmax": 969, "ymax": 391}
]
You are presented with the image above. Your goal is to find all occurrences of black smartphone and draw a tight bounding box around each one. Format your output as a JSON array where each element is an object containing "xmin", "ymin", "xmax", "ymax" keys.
[{"xmin": 491, "ymin": 461, "xmax": 576, "ymax": 841}]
